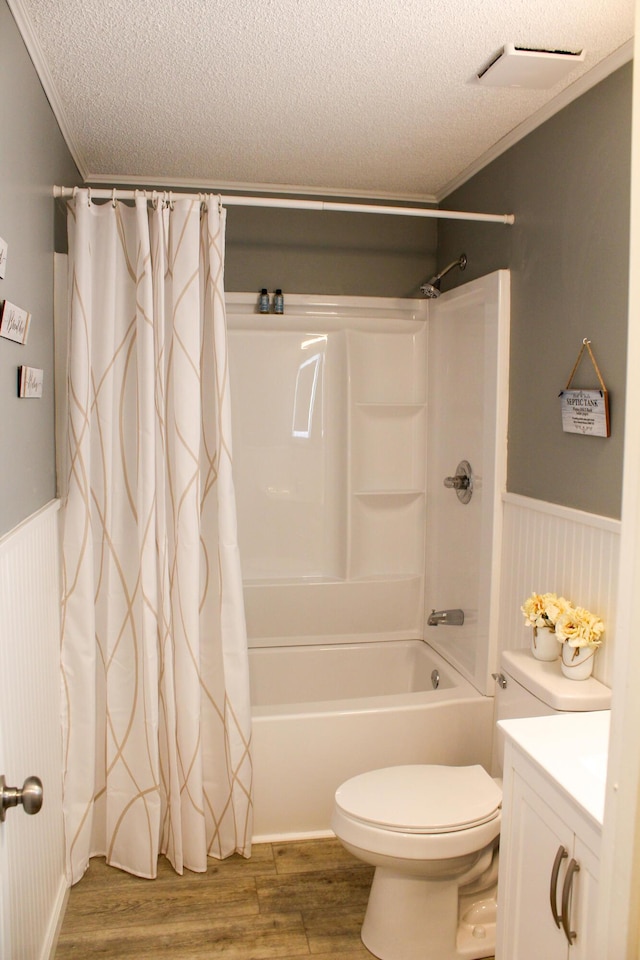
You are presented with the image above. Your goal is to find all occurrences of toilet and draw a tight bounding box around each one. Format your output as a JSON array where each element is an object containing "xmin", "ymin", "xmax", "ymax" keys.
[{"xmin": 331, "ymin": 649, "xmax": 611, "ymax": 960}]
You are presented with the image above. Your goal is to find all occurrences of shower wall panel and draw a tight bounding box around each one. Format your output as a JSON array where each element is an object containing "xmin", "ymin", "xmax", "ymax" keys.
[
  {"xmin": 226, "ymin": 293, "xmax": 428, "ymax": 645},
  {"xmin": 229, "ymin": 329, "xmax": 347, "ymax": 581},
  {"xmin": 424, "ymin": 272, "xmax": 510, "ymax": 695}
]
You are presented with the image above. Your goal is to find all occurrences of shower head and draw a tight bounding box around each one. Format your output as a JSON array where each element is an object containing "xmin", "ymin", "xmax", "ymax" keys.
[
  {"xmin": 420, "ymin": 281, "xmax": 441, "ymax": 299},
  {"xmin": 420, "ymin": 254, "xmax": 467, "ymax": 298}
]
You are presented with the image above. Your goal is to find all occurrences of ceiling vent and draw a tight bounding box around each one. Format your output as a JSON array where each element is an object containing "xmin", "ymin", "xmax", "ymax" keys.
[{"xmin": 477, "ymin": 43, "xmax": 586, "ymax": 89}]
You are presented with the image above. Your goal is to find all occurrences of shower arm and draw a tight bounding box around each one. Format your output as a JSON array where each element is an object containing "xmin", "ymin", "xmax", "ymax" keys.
[{"xmin": 431, "ymin": 254, "xmax": 468, "ymax": 284}]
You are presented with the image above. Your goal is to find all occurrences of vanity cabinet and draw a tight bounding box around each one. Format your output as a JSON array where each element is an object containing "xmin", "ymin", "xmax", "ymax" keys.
[{"xmin": 496, "ymin": 737, "xmax": 602, "ymax": 959}]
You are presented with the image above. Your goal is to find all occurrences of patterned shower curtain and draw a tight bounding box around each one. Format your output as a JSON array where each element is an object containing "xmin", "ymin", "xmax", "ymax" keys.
[{"xmin": 60, "ymin": 190, "xmax": 253, "ymax": 883}]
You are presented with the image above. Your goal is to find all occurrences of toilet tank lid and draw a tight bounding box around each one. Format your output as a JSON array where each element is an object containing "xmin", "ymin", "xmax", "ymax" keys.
[
  {"xmin": 501, "ymin": 649, "xmax": 612, "ymax": 711},
  {"xmin": 334, "ymin": 765, "xmax": 502, "ymax": 834}
]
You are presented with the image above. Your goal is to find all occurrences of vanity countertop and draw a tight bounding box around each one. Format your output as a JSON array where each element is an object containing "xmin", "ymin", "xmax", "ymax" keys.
[{"xmin": 498, "ymin": 710, "xmax": 610, "ymax": 828}]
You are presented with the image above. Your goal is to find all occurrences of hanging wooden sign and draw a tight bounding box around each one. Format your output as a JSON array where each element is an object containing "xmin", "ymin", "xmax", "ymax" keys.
[
  {"xmin": 0, "ymin": 299, "xmax": 30, "ymax": 344},
  {"xmin": 559, "ymin": 339, "xmax": 610, "ymax": 437}
]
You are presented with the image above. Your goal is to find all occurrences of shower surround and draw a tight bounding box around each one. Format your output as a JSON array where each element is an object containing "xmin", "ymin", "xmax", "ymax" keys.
[
  {"xmin": 228, "ymin": 292, "xmax": 430, "ymax": 646},
  {"xmin": 226, "ymin": 280, "xmax": 510, "ymax": 839}
]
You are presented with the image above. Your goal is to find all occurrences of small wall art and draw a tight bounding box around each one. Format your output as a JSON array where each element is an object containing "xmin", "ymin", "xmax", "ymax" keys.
[
  {"xmin": 559, "ymin": 339, "xmax": 610, "ymax": 438},
  {"xmin": 0, "ymin": 300, "xmax": 31, "ymax": 345},
  {"xmin": 18, "ymin": 366, "xmax": 43, "ymax": 398}
]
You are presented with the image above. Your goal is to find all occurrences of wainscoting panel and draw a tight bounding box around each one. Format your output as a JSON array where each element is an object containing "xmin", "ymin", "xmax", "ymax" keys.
[
  {"xmin": 500, "ymin": 494, "xmax": 620, "ymax": 686},
  {"xmin": 0, "ymin": 501, "xmax": 67, "ymax": 959}
]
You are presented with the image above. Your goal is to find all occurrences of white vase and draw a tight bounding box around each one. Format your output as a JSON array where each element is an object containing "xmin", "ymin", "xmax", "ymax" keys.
[
  {"xmin": 561, "ymin": 643, "xmax": 596, "ymax": 680},
  {"xmin": 531, "ymin": 626, "xmax": 560, "ymax": 661}
]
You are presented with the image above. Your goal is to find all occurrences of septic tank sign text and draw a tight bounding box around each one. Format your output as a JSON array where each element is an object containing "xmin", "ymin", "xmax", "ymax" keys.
[{"xmin": 559, "ymin": 389, "xmax": 610, "ymax": 437}]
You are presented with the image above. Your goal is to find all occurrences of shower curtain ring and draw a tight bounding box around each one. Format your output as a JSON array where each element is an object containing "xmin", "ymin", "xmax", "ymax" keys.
[
  {"xmin": 112, "ymin": 188, "xmax": 117, "ymax": 208},
  {"xmin": 87, "ymin": 187, "xmax": 92, "ymax": 206}
]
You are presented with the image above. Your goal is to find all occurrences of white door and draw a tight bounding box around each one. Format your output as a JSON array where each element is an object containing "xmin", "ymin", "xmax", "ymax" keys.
[
  {"xmin": 0, "ymin": 725, "xmax": 7, "ymax": 959},
  {"xmin": 0, "ymin": 504, "xmax": 66, "ymax": 958}
]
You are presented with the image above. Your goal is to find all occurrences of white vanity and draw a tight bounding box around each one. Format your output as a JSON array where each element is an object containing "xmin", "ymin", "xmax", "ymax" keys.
[{"xmin": 496, "ymin": 710, "xmax": 609, "ymax": 959}]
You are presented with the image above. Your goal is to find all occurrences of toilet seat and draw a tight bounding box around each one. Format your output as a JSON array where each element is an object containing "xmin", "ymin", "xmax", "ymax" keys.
[{"xmin": 334, "ymin": 764, "xmax": 501, "ymax": 835}]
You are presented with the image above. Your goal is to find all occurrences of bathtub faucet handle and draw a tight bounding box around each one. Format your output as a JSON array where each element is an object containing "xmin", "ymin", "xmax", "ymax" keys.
[{"xmin": 427, "ymin": 608, "xmax": 464, "ymax": 627}]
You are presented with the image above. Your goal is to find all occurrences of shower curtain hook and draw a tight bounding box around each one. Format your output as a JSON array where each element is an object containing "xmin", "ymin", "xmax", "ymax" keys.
[
  {"xmin": 112, "ymin": 188, "xmax": 117, "ymax": 209},
  {"xmin": 218, "ymin": 194, "xmax": 223, "ymax": 214},
  {"xmin": 151, "ymin": 190, "xmax": 158, "ymax": 210}
]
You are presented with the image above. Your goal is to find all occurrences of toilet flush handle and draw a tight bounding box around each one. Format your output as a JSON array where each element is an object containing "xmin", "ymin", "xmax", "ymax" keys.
[{"xmin": 491, "ymin": 672, "xmax": 507, "ymax": 690}]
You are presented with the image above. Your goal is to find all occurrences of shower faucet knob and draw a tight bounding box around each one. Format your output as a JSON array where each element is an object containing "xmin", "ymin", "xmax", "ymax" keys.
[
  {"xmin": 444, "ymin": 475, "xmax": 470, "ymax": 490},
  {"xmin": 443, "ymin": 460, "xmax": 473, "ymax": 504}
]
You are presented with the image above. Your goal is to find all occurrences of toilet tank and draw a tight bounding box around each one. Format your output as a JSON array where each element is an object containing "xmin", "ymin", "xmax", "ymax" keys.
[{"xmin": 491, "ymin": 649, "xmax": 611, "ymax": 776}]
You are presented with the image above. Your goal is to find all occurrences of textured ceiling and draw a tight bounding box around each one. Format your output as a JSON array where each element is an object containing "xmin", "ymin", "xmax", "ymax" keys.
[{"xmin": 9, "ymin": 0, "xmax": 635, "ymax": 200}]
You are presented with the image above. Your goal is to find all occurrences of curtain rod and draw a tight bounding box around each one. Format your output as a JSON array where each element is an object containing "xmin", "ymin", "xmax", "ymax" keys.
[{"xmin": 53, "ymin": 186, "xmax": 515, "ymax": 225}]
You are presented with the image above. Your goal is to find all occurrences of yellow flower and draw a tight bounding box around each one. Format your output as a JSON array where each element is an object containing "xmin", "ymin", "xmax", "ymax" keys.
[
  {"xmin": 521, "ymin": 592, "xmax": 568, "ymax": 630},
  {"xmin": 544, "ymin": 595, "xmax": 571, "ymax": 624},
  {"xmin": 555, "ymin": 606, "xmax": 605, "ymax": 648}
]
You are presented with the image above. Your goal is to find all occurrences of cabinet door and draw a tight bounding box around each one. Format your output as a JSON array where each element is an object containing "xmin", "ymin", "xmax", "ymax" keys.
[
  {"xmin": 497, "ymin": 771, "xmax": 573, "ymax": 960},
  {"xmin": 568, "ymin": 836, "xmax": 600, "ymax": 960}
]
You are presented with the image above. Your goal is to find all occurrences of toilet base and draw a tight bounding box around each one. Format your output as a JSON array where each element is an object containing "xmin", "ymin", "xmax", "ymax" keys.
[{"xmin": 361, "ymin": 866, "xmax": 496, "ymax": 960}]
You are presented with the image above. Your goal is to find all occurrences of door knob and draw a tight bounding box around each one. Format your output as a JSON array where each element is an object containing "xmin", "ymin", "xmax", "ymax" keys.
[{"xmin": 0, "ymin": 775, "xmax": 43, "ymax": 821}]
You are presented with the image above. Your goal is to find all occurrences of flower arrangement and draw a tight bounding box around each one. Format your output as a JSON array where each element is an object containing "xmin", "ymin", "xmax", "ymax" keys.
[
  {"xmin": 521, "ymin": 592, "xmax": 604, "ymax": 648},
  {"xmin": 521, "ymin": 592, "xmax": 570, "ymax": 633},
  {"xmin": 554, "ymin": 606, "xmax": 605, "ymax": 649}
]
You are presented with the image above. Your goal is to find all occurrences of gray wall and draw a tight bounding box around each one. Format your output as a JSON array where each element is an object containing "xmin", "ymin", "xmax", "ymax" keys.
[
  {"xmin": 439, "ymin": 64, "xmax": 632, "ymax": 520},
  {"xmin": 222, "ymin": 205, "xmax": 437, "ymax": 299},
  {"xmin": 0, "ymin": 0, "xmax": 80, "ymax": 537}
]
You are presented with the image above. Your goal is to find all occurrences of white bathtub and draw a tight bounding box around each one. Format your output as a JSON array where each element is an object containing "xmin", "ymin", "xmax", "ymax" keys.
[{"xmin": 249, "ymin": 640, "xmax": 494, "ymax": 841}]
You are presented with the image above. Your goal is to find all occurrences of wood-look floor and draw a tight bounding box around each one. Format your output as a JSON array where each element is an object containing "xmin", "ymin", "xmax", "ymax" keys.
[{"xmin": 54, "ymin": 838, "xmax": 378, "ymax": 959}]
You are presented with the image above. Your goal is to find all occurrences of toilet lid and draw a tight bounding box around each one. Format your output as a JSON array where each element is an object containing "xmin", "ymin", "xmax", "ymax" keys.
[{"xmin": 334, "ymin": 765, "xmax": 502, "ymax": 834}]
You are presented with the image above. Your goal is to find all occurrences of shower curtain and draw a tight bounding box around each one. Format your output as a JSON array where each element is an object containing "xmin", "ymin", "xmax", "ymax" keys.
[{"xmin": 60, "ymin": 190, "xmax": 253, "ymax": 883}]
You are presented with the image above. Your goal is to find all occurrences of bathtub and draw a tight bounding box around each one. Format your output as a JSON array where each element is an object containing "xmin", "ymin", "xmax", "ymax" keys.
[{"xmin": 249, "ymin": 639, "xmax": 494, "ymax": 842}]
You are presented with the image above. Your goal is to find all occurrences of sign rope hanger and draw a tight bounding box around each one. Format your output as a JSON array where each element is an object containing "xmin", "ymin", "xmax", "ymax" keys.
[{"xmin": 559, "ymin": 339, "xmax": 610, "ymax": 438}]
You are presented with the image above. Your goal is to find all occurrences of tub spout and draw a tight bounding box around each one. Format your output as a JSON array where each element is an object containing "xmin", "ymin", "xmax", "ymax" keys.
[{"xmin": 428, "ymin": 608, "xmax": 465, "ymax": 627}]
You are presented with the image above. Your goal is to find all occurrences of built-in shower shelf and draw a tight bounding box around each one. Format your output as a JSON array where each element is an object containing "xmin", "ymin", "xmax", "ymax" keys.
[
  {"xmin": 352, "ymin": 401, "xmax": 426, "ymax": 493},
  {"xmin": 353, "ymin": 490, "xmax": 424, "ymax": 501}
]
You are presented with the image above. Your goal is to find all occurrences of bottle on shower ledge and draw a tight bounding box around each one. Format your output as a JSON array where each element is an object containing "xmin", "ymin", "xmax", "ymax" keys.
[
  {"xmin": 259, "ymin": 288, "xmax": 270, "ymax": 313},
  {"xmin": 274, "ymin": 289, "xmax": 284, "ymax": 314}
]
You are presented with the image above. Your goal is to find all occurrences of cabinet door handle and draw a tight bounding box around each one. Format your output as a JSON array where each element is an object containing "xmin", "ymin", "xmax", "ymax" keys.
[
  {"xmin": 550, "ymin": 845, "xmax": 568, "ymax": 928},
  {"xmin": 561, "ymin": 857, "xmax": 580, "ymax": 946}
]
